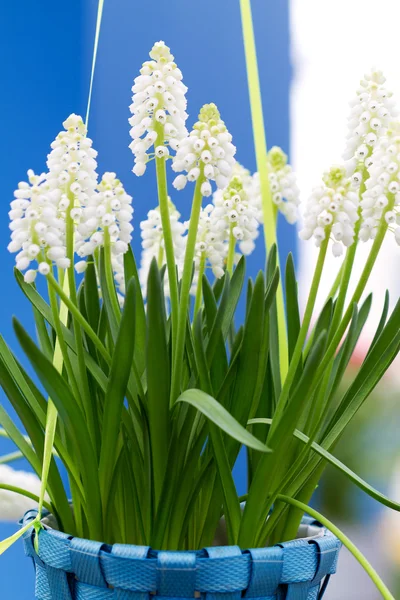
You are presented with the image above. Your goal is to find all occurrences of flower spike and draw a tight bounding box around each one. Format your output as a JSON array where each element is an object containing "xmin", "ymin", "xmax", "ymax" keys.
[
  {"xmin": 139, "ymin": 201, "xmax": 186, "ymax": 297},
  {"xmin": 8, "ymin": 114, "xmax": 99, "ymax": 281},
  {"xmin": 129, "ymin": 41, "xmax": 188, "ymax": 176},
  {"xmin": 343, "ymin": 69, "xmax": 397, "ymax": 179},
  {"xmin": 252, "ymin": 147, "xmax": 300, "ymax": 225},
  {"xmin": 299, "ymin": 165, "xmax": 359, "ymax": 256},
  {"xmin": 360, "ymin": 120, "xmax": 400, "ymax": 244},
  {"xmin": 172, "ymin": 103, "xmax": 236, "ymax": 194}
]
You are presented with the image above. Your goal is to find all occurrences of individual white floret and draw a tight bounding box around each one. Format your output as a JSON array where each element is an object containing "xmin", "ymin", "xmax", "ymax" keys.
[
  {"xmin": 172, "ymin": 103, "xmax": 236, "ymax": 192},
  {"xmin": 251, "ymin": 147, "xmax": 300, "ymax": 225},
  {"xmin": 129, "ymin": 41, "xmax": 188, "ymax": 176},
  {"xmin": 343, "ymin": 69, "xmax": 397, "ymax": 178},
  {"xmin": 139, "ymin": 201, "xmax": 187, "ymax": 298},
  {"xmin": 299, "ymin": 165, "xmax": 359, "ymax": 255}
]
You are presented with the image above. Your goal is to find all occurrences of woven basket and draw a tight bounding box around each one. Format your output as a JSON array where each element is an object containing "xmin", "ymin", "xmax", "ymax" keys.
[{"xmin": 22, "ymin": 509, "xmax": 341, "ymax": 600}]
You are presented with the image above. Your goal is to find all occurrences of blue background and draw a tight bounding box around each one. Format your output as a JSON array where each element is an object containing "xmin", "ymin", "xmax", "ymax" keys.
[{"xmin": 0, "ymin": 1, "xmax": 293, "ymax": 596}]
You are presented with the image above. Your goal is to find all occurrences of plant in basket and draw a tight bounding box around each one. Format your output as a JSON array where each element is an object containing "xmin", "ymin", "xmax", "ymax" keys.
[{"xmin": 1, "ymin": 1, "xmax": 400, "ymax": 599}]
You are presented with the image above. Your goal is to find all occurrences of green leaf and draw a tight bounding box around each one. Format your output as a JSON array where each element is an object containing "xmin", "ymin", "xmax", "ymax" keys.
[
  {"xmin": 99, "ymin": 278, "xmax": 136, "ymax": 508},
  {"xmin": 249, "ymin": 418, "xmax": 400, "ymax": 512},
  {"xmin": 124, "ymin": 247, "xmax": 146, "ymax": 376},
  {"xmin": 146, "ymin": 261, "xmax": 170, "ymax": 508},
  {"xmin": 269, "ymin": 330, "xmax": 328, "ymax": 447},
  {"xmin": 285, "ymin": 254, "xmax": 300, "ymax": 363},
  {"xmin": 13, "ymin": 318, "xmax": 103, "ymax": 540},
  {"xmin": 221, "ymin": 255, "xmax": 246, "ymax": 340},
  {"xmin": 176, "ymin": 389, "xmax": 270, "ymax": 453}
]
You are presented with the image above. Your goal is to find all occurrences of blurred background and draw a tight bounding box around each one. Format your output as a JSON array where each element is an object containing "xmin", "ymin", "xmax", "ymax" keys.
[{"xmin": 0, "ymin": 1, "xmax": 399, "ymax": 598}]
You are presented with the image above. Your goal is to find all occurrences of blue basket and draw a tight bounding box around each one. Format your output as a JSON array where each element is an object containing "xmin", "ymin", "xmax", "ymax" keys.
[{"xmin": 22, "ymin": 509, "xmax": 341, "ymax": 600}]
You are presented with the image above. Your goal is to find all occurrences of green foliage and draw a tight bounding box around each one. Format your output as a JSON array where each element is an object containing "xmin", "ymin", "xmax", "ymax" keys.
[{"xmin": 1, "ymin": 244, "xmax": 400, "ymax": 552}]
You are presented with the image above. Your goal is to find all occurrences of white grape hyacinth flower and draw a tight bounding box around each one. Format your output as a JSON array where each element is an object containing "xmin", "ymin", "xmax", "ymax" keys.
[
  {"xmin": 343, "ymin": 69, "xmax": 397, "ymax": 179},
  {"xmin": 8, "ymin": 170, "xmax": 65, "ymax": 282},
  {"xmin": 0, "ymin": 465, "xmax": 48, "ymax": 522},
  {"xmin": 213, "ymin": 173, "xmax": 260, "ymax": 257},
  {"xmin": 360, "ymin": 120, "xmax": 400, "ymax": 245},
  {"xmin": 252, "ymin": 147, "xmax": 300, "ymax": 225},
  {"xmin": 129, "ymin": 41, "xmax": 188, "ymax": 176},
  {"xmin": 299, "ymin": 165, "xmax": 359, "ymax": 256},
  {"xmin": 190, "ymin": 204, "xmax": 227, "ymax": 294},
  {"xmin": 172, "ymin": 103, "xmax": 236, "ymax": 194},
  {"xmin": 76, "ymin": 172, "xmax": 133, "ymax": 268},
  {"xmin": 139, "ymin": 201, "xmax": 187, "ymax": 297},
  {"xmin": 8, "ymin": 114, "xmax": 100, "ymax": 282}
]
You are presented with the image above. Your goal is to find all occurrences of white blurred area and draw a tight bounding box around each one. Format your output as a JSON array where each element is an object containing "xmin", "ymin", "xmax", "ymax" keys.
[
  {"xmin": 291, "ymin": 0, "xmax": 400, "ymax": 354},
  {"xmin": 290, "ymin": 1, "xmax": 400, "ymax": 597}
]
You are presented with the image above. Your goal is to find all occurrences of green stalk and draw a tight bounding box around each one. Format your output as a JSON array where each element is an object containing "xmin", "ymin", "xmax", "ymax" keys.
[
  {"xmin": 315, "ymin": 212, "xmax": 391, "ymax": 383},
  {"xmin": 226, "ymin": 225, "xmax": 236, "ymax": 275},
  {"xmin": 154, "ymin": 122, "xmax": 179, "ymax": 348},
  {"xmin": 240, "ymin": 0, "xmax": 288, "ymax": 381},
  {"xmin": 277, "ymin": 495, "xmax": 395, "ymax": 600},
  {"xmin": 193, "ymin": 252, "xmax": 206, "ymax": 319},
  {"xmin": 269, "ymin": 232, "xmax": 331, "ymax": 439},
  {"xmin": 171, "ymin": 174, "xmax": 205, "ymax": 403}
]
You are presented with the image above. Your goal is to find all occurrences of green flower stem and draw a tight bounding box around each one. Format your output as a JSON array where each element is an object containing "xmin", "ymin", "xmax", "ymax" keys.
[
  {"xmin": 66, "ymin": 202, "xmax": 99, "ymax": 453},
  {"xmin": 193, "ymin": 252, "xmax": 206, "ymax": 319},
  {"xmin": 240, "ymin": 0, "xmax": 288, "ymax": 381},
  {"xmin": 269, "ymin": 232, "xmax": 331, "ymax": 439},
  {"xmin": 154, "ymin": 122, "xmax": 179, "ymax": 348},
  {"xmin": 171, "ymin": 174, "xmax": 205, "ymax": 404},
  {"xmin": 277, "ymin": 495, "xmax": 395, "ymax": 600},
  {"xmin": 103, "ymin": 227, "xmax": 122, "ymax": 319},
  {"xmin": 46, "ymin": 272, "xmax": 111, "ymax": 364},
  {"xmin": 316, "ymin": 211, "xmax": 391, "ymax": 384},
  {"xmin": 0, "ymin": 450, "xmax": 23, "ymax": 464},
  {"xmin": 0, "ymin": 484, "xmax": 53, "ymax": 514},
  {"xmin": 226, "ymin": 225, "xmax": 236, "ymax": 275}
]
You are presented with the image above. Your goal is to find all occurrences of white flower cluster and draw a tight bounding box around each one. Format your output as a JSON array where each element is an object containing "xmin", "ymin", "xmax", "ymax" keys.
[
  {"xmin": 213, "ymin": 174, "xmax": 260, "ymax": 256},
  {"xmin": 0, "ymin": 465, "xmax": 48, "ymax": 522},
  {"xmin": 139, "ymin": 201, "xmax": 187, "ymax": 297},
  {"xmin": 172, "ymin": 103, "xmax": 236, "ymax": 195},
  {"xmin": 129, "ymin": 41, "xmax": 188, "ymax": 176},
  {"xmin": 192, "ymin": 204, "xmax": 227, "ymax": 283},
  {"xmin": 299, "ymin": 166, "xmax": 359, "ymax": 256},
  {"xmin": 344, "ymin": 69, "xmax": 397, "ymax": 180},
  {"xmin": 75, "ymin": 172, "xmax": 133, "ymax": 271},
  {"xmin": 252, "ymin": 147, "xmax": 300, "ymax": 225},
  {"xmin": 360, "ymin": 120, "xmax": 400, "ymax": 244},
  {"xmin": 8, "ymin": 114, "xmax": 99, "ymax": 282}
]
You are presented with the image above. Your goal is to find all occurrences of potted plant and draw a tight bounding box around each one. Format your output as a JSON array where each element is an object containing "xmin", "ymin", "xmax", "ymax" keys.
[{"xmin": 1, "ymin": 1, "xmax": 399, "ymax": 598}]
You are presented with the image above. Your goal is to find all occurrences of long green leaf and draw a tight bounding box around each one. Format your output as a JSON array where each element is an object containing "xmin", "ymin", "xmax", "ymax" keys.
[
  {"xmin": 176, "ymin": 389, "xmax": 270, "ymax": 453},
  {"xmin": 146, "ymin": 261, "xmax": 170, "ymax": 508},
  {"xmin": 249, "ymin": 418, "xmax": 400, "ymax": 512},
  {"xmin": 99, "ymin": 278, "xmax": 136, "ymax": 508},
  {"xmin": 13, "ymin": 318, "xmax": 103, "ymax": 540}
]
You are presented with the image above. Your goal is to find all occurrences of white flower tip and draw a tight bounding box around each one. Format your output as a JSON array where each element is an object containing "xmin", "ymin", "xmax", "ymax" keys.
[
  {"xmin": 24, "ymin": 269, "xmax": 37, "ymax": 284},
  {"xmin": 173, "ymin": 175, "xmax": 187, "ymax": 191},
  {"xmin": 132, "ymin": 163, "xmax": 146, "ymax": 177},
  {"xmin": 75, "ymin": 261, "xmax": 88, "ymax": 274}
]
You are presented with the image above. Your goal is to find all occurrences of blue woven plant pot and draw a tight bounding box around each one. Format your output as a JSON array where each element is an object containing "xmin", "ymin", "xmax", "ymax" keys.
[{"xmin": 22, "ymin": 509, "xmax": 341, "ymax": 600}]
